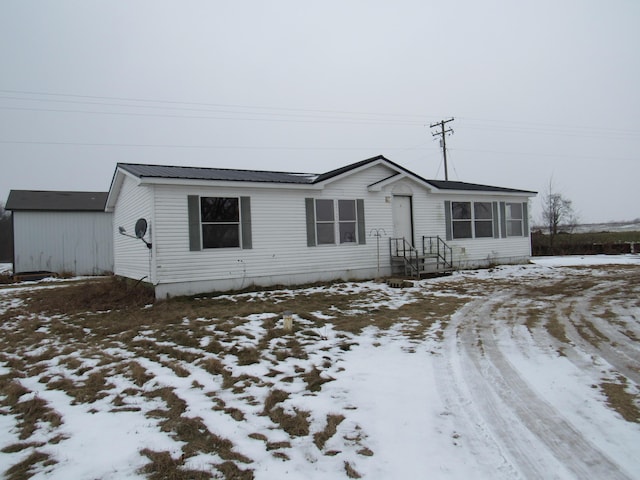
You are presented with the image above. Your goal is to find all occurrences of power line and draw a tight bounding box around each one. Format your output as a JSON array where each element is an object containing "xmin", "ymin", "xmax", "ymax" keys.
[
  {"xmin": 0, "ymin": 139, "xmax": 423, "ymax": 151},
  {"xmin": 0, "ymin": 89, "xmax": 427, "ymax": 121}
]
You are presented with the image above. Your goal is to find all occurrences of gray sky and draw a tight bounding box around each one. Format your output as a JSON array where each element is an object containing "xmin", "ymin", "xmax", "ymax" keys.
[{"xmin": 1, "ymin": 0, "xmax": 639, "ymax": 223}]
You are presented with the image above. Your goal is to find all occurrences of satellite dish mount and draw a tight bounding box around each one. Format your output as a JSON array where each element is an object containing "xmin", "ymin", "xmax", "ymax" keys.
[{"xmin": 118, "ymin": 218, "xmax": 152, "ymax": 249}]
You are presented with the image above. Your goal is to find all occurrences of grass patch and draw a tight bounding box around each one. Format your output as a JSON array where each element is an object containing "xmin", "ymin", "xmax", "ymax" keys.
[
  {"xmin": 314, "ymin": 414, "xmax": 345, "ymax": 451},
  {"xmin": 4, "ymin": 451, "xmax": 55, "ymax": 480},
  {"xmin": 263, "ymin": 389, "xmax": 310, "ymax": 437},
  {"xmin": 600, "ymin": 377, "xmax": 640, "ymax": 423},
  {"xmin": 544, "ymin": 315, "xmax": 570, "ymax": 344},
  {"xmin": 139, "ymin": 449, "xmax": 211, "ymax": 480}
]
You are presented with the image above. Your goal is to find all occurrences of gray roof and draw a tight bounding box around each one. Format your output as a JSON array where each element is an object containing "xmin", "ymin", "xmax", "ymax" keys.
[
  {"xmin": 5, "ymin": 190, "xmax": 109, "ymax": 211},
  {"xmin": 116, "ymin": 155, "xmax": 536, "ymax": 194},
  {"xmin": 425, "ymin": 179, "xmax": 536, "ymax": 194},
  {"xmin": 118, "ymin": 163, "xmax": 318, "ymax": 184}
]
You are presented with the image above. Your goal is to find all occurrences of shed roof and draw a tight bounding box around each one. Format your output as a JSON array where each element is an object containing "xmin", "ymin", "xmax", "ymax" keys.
[
  {"xmin": 5, "ymin": 190, "xmax": 109, "ymax": 212},
  {"xmin": 115, "ymin": 155, "xmax": 535, "ymax": 194}
]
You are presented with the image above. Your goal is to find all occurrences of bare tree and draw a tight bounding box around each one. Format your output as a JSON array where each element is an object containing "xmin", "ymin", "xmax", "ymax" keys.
[{"xmin": 541, "ymin": 179, "xmax": 578, "ymax": 253}]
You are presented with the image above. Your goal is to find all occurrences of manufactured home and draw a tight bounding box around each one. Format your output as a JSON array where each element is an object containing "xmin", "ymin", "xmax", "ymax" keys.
[
  {"xmin": 5, "ymin": 190, "xmax": 114, "ymax": 276},
  {"xmin": 106, "ymin": 156, "xmax": 536, "ymax": 298}
]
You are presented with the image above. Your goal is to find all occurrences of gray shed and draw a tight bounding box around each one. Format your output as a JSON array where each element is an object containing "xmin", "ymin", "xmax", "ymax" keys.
[{"xmin": 5, "ymin": 190, "xmax": 114, "ymax": 276}]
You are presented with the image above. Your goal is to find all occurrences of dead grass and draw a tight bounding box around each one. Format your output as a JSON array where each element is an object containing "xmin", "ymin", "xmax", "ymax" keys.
[
  {"xmin": 0, "ymin": 379, "xmax": 62, "ymax": 441},
  {"xmin": 2, "ymin": 267, "xmax": 639, "ymax": 476},
  {"xmin": 344, "ymin": 460, "xmax": 362, "ymax": 478},
  {"xmin": 314, "ymin": 414, "xmax": 345, "ymax": 451},
  {"xmin": 4, "ymin": 451, "xmax": 55, "ymax": 480},
  {"xmin": 262, "ymin": 389, "xmax": 311, "ymax": 437},
  {"xmin": 544, "ymin": 315, "xmax": 570, "ymax": 344},
  {"xmin": 601, "ymin": 377, "xmax": 640, "ymax": 423},
  {"xmin": 139, "ymin": 449, "xmax": 211, "ymax": 480}
]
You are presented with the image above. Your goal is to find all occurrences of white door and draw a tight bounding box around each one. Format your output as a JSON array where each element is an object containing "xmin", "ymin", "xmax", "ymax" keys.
[{"xmin": 392, "ymin": 195, "xmax": 413, "ymax": 245}]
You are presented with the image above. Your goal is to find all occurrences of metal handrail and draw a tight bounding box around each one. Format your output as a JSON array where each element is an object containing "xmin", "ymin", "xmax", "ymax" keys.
[
  {"xmin": 390, "ymin": 237, "xmax": 421, "ymax": 277},
  {"xmin": 422, "ymin": 236, "xmax": 453, "ymax": 271}
]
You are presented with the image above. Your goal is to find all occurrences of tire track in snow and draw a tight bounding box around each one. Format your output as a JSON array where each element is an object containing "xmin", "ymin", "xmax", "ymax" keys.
[
  {"xmin": 434, "ymin": 313, "xmax": 521, "ymax": 479},
  {"xmin": 456, "ymin": 294, "xmax": 633, "ymax": 480},
  {"xmin": 556, "ymin": 284, "xmax": 640, "ymax": 386}
]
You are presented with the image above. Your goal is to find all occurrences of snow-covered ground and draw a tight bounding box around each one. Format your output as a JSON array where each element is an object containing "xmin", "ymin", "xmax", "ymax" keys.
[
  {"xmin": 0, "ymin": 263, "xmax": 11, "ymax": 275},
  {"xmin": 0, "ymin": 256, "xmax": 639, "ymax": 479}
]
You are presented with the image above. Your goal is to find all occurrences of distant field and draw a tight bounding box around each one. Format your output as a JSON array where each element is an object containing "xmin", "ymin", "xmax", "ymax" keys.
[{"xmin": 532, "ymin": 228, "xmax": 640, "ymax": 256}]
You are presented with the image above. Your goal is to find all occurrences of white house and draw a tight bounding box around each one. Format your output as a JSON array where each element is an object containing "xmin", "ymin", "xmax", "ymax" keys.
[
  {"xmin": 5, "ymin": 190, "xmax": 114, "ymax": 276},
  {"xmin": 105, "ymin": 156, "xmax": 536, "ymax": 298}
]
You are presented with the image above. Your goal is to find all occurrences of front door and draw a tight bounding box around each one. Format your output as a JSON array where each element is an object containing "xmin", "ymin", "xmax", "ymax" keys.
[{"xmin": 392, "ymin": 195, "xmax": 413, "ymax": 245}]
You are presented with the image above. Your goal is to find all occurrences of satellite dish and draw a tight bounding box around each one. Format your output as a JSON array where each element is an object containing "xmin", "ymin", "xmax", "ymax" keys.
[{"xmin": 134, "ymin": 218, "xmax": 148, "ymax": 239}]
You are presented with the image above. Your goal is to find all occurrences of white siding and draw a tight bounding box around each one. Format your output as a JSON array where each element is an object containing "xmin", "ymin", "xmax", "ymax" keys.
[
  {"xmin": 113, "ymin": 175, "xmax": 154, "ymax": 281},
  {"xmin": 151, "ymin": 164, "xmax": 400, "ymax": 296},
  {"xmin": 113, "ymin": 162, "xmax": 533, "ymax": 297},
  {"xmin": 435, "ymin": 194, "xmax": 532, "ymax": 268},
  {"xmin": 13, "ymin": 211, "xmax": 113, "ymax": 275}
]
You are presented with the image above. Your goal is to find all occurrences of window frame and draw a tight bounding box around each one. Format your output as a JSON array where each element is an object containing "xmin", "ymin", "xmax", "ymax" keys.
[
  {"xmin": 506, "ymin": 202, "xmax": 524, "ymax": 237},
  {"xmin": 309, "ymin": 198, "xmax": 363, "ymax": 246},
  {"xmin": 200, "ymin": 196, "xmax": 241, "ymax": 249},
  {"xmin": 449, "ymin": 201, "xmax": 495, "ymax": 239},
  {"xmin": 473, "ymin": 202, "xmax": 494, "ymax": 238},
  {"xmin": 451, "ymin": 201, "xmax": 472, "ymax": 239}
]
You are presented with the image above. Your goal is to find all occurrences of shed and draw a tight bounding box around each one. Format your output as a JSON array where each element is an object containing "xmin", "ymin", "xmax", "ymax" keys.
[{"xmin": 5, "ymin": 190, "xmax": 114, "ymax": 276}]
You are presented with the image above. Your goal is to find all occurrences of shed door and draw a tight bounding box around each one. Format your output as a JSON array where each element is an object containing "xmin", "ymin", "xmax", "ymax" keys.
[{"xmin": 392, "ymin": 195, "xmax": 413, "ymax": 245}]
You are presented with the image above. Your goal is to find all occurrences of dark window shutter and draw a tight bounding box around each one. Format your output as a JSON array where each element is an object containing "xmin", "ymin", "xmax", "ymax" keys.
[
  {"xmin": 499, "ymin": 202, "xmax": 507, "ymax": 238},
  {"xmin": 188, "ymin": 195, "xmax": 202, "ymax": 251},
  {"xmin": 305, "ymin": 198, "xmax": 316, "ymax": 247},
  {"xmin": 240, "ymin": 196, "xmax": 252, "ymax": 249},
  {"xmin": 357, "ymin": 199, "xmax": 366, "ymax": 245},
  {"xmin": 522, "ymin": 201, "xmax": 529, "ymax": 237},
  {"xmin": 492, "ymin": 202, "xmax": 500, "ymax": 238},
  {"xmin": 444, "ymin": 201, "xmax": 452, "ymax": 241}
]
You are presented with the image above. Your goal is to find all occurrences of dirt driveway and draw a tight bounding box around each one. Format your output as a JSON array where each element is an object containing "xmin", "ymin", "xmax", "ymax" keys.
[{"xmin": 434, "ymin": 263, "xmax": 640, "ymax": 479}]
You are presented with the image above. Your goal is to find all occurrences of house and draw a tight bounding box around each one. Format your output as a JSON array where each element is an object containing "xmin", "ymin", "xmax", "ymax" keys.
[
  {"xmin": 106, "ymin": 155, "xmax": 536, "ymax": 298},
  {"xmin": 5, "ymin": 190, "xmax": 114, "ymax": 276}
]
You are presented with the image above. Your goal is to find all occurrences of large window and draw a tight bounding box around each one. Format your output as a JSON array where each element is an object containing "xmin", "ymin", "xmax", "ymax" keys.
[
  {"xmin": 188, "ymin": 195, "xmax": 251, "ymax": 251},
  {"xmin": 506, "ymin": 202, "xmax": 523, "ymax": 237},
  {"xmin": 201, "ymin": 197, "xmax": 240, "ymax": 248},
  {"xmin": 306, "ymin": 198, "xmax": 365, "ymax": 246},
  {"xmin": 448, "ymin": 201, "xmax": 495, "ymax": 239}
]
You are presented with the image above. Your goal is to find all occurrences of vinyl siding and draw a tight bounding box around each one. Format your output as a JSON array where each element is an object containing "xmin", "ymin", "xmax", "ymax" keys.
[
  {"xmin": 436, "ymin": 194, "xmax": 532, "ymax": 268},
  {"xmin": 12, "ymin": 211, "xmax": 113, "ymax": 275},
  {"xmin": 113, "ymin": 175, "xmax": 153, "ymax": 281},
  {"xmin": 114, "ymin": 161, "xmax": 533, "ymax": 296},
  {"xmin": 150, "ymin": 164, "xmax": 398, "ymax": 293}
]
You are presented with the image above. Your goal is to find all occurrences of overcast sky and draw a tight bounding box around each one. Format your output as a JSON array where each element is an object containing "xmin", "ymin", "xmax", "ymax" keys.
[{"xmin": 1, "ymin": 1, "xmax": 638, "ymax": 223}]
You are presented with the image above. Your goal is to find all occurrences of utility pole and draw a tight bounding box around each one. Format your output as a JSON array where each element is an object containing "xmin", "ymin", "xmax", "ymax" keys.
[{"xmin": 430, "ymin": 118, "xmax": 454, "ymax": 181}]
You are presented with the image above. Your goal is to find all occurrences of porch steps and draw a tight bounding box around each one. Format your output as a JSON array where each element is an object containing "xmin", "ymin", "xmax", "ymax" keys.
[{"xmin": 390, "ymin": 236, "xmax": 454, "ymax": 279}]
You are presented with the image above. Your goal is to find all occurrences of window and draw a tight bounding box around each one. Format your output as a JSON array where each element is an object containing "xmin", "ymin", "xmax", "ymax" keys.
[
  {"xmin": 452, "ymin": 202, "xmax": 472, "ymax": 239},
  {"xmin": 446, "ymin": 200, "xmax": 496, "ymax": 240},
  {"xmin": 188, "ymin": 195, "xmax": 252, "ymax": 251},
  {"xmin": 506, "ymin": 202, "xmax": 523, "ymax": 237},
  {"xmin": 474, "ymin": 202, "xmax": 494, "ymax": 238},
  {"xmin": 201, "ymin": 197, "xmax": 240, "ymax": 248},
  {"xmin": 315, "ymin": 199, "xmax": 335, "ymax": 245},
  {"xmin": 305, "ymin": 198, "xmax": 365, "ymax": 246},
  {"xmin": 338, "ymin": 200, "xmax": 357, "ymax": 243}
]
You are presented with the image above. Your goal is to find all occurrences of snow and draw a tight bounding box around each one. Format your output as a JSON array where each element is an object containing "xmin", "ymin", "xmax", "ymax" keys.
[{"xmin": 0, "ymin": 255, "xmax": 639, "ymax": 479}]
